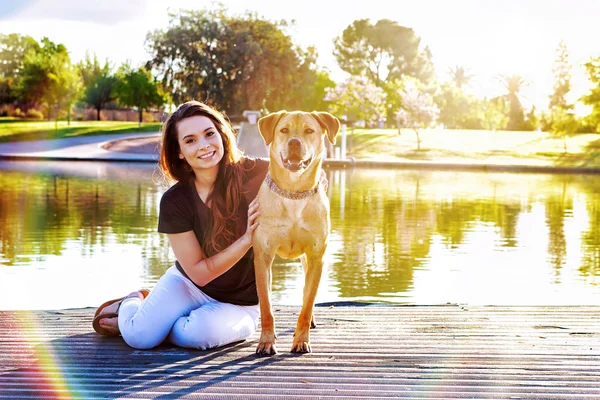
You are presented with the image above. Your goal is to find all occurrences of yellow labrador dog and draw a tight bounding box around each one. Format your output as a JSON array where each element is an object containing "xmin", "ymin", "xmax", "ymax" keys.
[{"xmin": 253, "ymin": 110, "xmax": 339, "ymax": 355}]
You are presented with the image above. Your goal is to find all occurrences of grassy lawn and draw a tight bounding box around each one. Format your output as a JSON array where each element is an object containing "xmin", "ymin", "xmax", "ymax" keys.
[
  {"xmin": 2, "ymin": 118, "xmax": 599, "ymax": 168},
  {"xmin": 0, "ymin": 118, "xmax": 162, "ymax": 143},
  {"xmin": 344, "ymin": 128, "xmax": 600, "ymax": 168}
]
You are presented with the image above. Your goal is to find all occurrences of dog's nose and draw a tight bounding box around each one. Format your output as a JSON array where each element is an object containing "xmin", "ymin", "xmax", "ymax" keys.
[{"xmin": 288, "ymin": 138, "xmax": 302, "ymax": 153}]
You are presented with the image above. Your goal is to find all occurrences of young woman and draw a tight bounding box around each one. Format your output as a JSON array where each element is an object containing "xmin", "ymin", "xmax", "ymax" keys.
[{"xmin": 92, "ymin": 100, "xmax": 268, "ymax": 350}]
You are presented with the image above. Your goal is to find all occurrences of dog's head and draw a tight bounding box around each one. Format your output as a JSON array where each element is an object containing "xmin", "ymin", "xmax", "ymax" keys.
[{"xmin": 258, "ymin": 111, "xmax": 340, "ymax": 173}]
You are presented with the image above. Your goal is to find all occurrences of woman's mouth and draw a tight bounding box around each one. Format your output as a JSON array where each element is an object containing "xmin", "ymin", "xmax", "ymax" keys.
[{"xmin": 198, "ymin": 151, "xmax": 216, "ymax": 160}]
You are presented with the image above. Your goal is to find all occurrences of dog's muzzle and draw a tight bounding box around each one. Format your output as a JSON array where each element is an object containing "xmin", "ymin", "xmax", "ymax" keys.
[
  {"xmin": 280, "ymin": 153, "xmax": 312, "ymax": 172},
  {"xmin": 280, "ymin": 138, "xmax": 312, "ymax": 172}
]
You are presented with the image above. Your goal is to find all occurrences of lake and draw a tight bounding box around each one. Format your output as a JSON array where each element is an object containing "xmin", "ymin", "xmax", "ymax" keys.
[{"xmin": 0, "ymin": 160, "xmax": 599, "ymax": 310}]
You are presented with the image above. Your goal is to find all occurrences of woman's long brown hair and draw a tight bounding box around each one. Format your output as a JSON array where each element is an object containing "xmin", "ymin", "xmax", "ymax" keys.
[{"xmin": 159, "ymin": 100, "xmax": 245, "ymax": 256}]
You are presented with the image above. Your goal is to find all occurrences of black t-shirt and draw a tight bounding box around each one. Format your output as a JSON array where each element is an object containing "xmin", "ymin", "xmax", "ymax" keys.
[{"xmin": 157, "ymin": 157, "xmax": 269, "ymax": 305}]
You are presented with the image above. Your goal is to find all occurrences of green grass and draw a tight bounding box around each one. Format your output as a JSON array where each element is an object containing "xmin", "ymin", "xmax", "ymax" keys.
[
  {"xmin": 343, "ymin": 128, "xmax": 600, "ymax": 168},
  {"xmin": 0, "ymin": 118, "xmax": 162, "ymax": 143},
  {"xmin": 2, "ymin": 118, "xmax": 599, "ymax": 169}
]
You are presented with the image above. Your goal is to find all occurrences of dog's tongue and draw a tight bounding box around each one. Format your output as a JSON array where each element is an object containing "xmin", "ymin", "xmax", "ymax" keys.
[{"xmin": 287, "ymin": 153, "xmax": 302, "ymax": 163}]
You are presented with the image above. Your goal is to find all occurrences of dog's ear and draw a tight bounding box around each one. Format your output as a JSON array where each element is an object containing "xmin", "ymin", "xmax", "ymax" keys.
[
  {"xmin": 258, "ymin": 110, "xmax": 287, "ymax": 146},
  {"xmin": 311, "ymin": 112, "xmax": 340, "ymax": 145}
]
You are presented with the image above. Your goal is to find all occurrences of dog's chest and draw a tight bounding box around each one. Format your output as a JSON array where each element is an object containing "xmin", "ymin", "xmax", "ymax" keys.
[{"xmin": 258, "ymin": 190, "xmax": 329, "ymax": 257}]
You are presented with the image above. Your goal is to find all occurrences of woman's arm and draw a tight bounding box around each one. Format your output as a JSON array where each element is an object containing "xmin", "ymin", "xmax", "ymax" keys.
[{"xmin": 167, "ymin": 198, "xmax": 260, "ymax": 287}]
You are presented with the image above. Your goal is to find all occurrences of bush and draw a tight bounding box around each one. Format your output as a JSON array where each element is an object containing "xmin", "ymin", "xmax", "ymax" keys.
[
  {"xmin": 142, "ymin": 111, "xmax": 157, "ymax": 122},
  {"xmin": 0, "ymin": 104, "xmax": 12, "ymax": 117},
  {"xmin": 25, "ymin": 109, "xmax": 44, "ymax": 120}
]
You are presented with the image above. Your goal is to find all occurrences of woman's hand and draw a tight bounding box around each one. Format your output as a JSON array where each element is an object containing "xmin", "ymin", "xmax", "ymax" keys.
[
  {"xmin": 242, "ymin": 197, "xmax": 260, "ymax": 247},
  {"xmin": 320, "ymin": 170, "xmax": 329, "ymax": 192}
]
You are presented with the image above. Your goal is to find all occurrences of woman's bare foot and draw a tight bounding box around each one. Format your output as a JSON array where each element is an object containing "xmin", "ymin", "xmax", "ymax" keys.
[{"xmin": 97, "ymin": 291, "xmax": 146, "ymax": 335}]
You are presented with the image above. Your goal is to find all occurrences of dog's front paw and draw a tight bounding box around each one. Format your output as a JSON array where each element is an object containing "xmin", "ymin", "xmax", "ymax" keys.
[
  {"xmin": 256, "ymin": 341, "xmax": 277, "ymax": 356},
  {"xmin": 291, "ymin": 338, "xmax": 311, "ymax": 353},
  {"xmin": 256, "ymin": 331, "xmax": 278, "ymax": 356}
]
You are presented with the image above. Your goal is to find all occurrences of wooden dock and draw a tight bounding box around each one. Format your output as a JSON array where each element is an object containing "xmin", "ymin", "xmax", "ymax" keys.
[{"xmin": 1, "ymin": 304, "xmax": 599, "ymax": 399}]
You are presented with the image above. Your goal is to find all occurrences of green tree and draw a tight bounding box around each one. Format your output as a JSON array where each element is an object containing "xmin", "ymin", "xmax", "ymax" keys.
[
  {"xmin": 522, "ymin": 105, "xmax": 540, "ymax": 131},
  {"xmin": 549, "ymin": 41, "xmax": 573, "ymax": 112},
  {"xmin": 448, "ymin": 65, "xmax": 473, "ymax": 89},
  {"xmin": 114, "ymin": 63, "xmax": 168, "ymax": 126},
  {"xmin": 395, "ymin": 78, "xmax": 439, "ymax": 150},
  {"xmin": 333, "ymin": 19, "xmax": 434, "ymax": 87},
  {"xmin": 78, "ymin": 54, "xmax": 117, "ymax": 121},
  {"xmin": 550, "ymin": 107, "xmax": 578, "ymax": 152},
  {"xmin": 481, "ymin": 96, "xmax": 508, "ymax": 131},
  {"xmin": 499, "ymin": 74, "xmax": 527, "ymax": 131},
  {"xmin": 325, "ymin": 75, "xmax": 386, "ymax": 124},
  {"xmin": 15, "ymin": 37, "xmax": 82, "ymax": 126},
  {"xmin": 0, "ymin": 34, "xmax": 40, "ymax": 105},
  {"xmin": 302, "ymin": 69, "xmax": 336, "ymax": 112},
  {"xmin": 435, "ymin": 82, "xmax": 484, "ymax": 129},
  {"xmin": 581, "ymin": 56, "xmax": 600, "ymax": 132},
  {"xmin": 146, "ymin": 7, "xmax": 320, "ymax": 115},
  {"xmin": 333, "ymin": 19, "xmax": 435, "ymax": 125}
]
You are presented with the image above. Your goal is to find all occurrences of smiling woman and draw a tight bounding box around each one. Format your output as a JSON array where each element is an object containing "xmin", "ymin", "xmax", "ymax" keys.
[{"xmin": 87, "ymin": 100, "xmax": 272, "ymax": 352}]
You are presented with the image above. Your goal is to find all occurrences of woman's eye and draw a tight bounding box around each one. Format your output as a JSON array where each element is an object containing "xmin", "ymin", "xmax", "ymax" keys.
[
  {"xmin": 206, "ymin": 131, "xmax": 214, "ymax": 137},
  {"xmin": 185, "ymin": 139, "xmax": 195, "ymax": 144},
  {"xmin": 281, "ymin": 128, "xmax": 289, "ymax": 134}
]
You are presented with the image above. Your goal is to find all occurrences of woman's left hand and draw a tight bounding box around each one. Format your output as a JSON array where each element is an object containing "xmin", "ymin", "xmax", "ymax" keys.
[
  {"xmin": 242, "ymin": 197, "xmax": 260, "ymax": 246},
  {"xmin": 320, "ymin": 170, "xmax": 328, "ymax": 192}
]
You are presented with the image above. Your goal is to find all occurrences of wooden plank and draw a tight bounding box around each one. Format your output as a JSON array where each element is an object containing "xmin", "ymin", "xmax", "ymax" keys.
[{"xmin": 1, "ymin": 305, "xmax": 599, "ymax": 399}]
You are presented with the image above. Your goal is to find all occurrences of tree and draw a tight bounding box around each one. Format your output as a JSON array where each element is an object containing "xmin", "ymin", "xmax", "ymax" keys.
[
  {"xmin": 15, "ymin": 37, "xmax": 82, "ymax": 126},
  {"xmin": 435, "ymin": 82, "xmax": 484, "ymax": 129},
  {"xmin": 448, "ymin": 65, "xmax": 473, "ymax": 89},
  {"xmin": 0, "ymin": 34, "xmax": 40, "ymax": 105},
  {"xmin": 146, "ymin": 7, "xmax": 320, "ymax": 115},
  {"xmin": 581, "ymin": 56, "xmax": 600, "ymax": 132},
  {"xmin": 549, "ymin": 41, "xmax": 573, "ymax": 112},
  {"xmin": 301, "ymin": 69, "xmax": 336, "ymax": 112},
  {"xmin": 114, "ymin": 63, "xmax": 168, "ymax": 126},
  {"xmin": 523, "ymin": 106, "xmax": 540, "ymax": 131},
  {"xmin": 333, "ymin": 19, "xmax": 435, "ymax": 125},
  {"xmin": 395, "ymin": 78, "xmax": 439, "ymax": 150},
  {"xmin": 550, "ymin": 107, "xmax": 577, "ymax": 152},
  {"xmin": 499, "ymin": 74, "xmax": 527, "ymax": 131},
  {"xmin": 78, "ymin": 54, "xmax": 117, "ymax": 121},
  {"xmin": 325, "ymin": 76, "xmax": 386, "ymax": 124},
  {"xmin": 481, "ymin": 96, "xmax": 508, "ymax": 131},
  {"xmin": 333, "ymin": 19, "xmax": 434, "ymax": 87}
]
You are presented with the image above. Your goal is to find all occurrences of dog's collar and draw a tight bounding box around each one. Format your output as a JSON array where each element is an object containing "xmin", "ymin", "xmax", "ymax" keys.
[{"xmin": 265, "ymin": 172, "xmax": 319, "ymax": 200}]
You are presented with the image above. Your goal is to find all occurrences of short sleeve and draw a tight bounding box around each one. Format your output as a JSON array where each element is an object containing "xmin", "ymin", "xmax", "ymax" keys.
[{"xmin": 158, "ymin": 187, "xmax": 193, "ymax": 233}]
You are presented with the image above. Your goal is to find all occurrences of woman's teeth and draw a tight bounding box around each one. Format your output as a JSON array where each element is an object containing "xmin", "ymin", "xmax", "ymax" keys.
[{"xmin": 199, "ymin": 151, "xmax": 215, "ymax": 159}]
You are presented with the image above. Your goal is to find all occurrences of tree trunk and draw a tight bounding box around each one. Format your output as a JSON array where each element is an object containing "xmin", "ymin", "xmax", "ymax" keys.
[
  {"xmin": 563, "ymin": 134, "xmax": 567, "ymax": 153},
  {"xmin": 138, "ymin": 107, "xmax": 142, "ymax": 127},
  {"xmin": 97, "ymin": 106, "xmax": 101, "ymax": 121},
  {"xmin": 414, "ymin": 129, "xmax": 421, "ymax": 151},
  {"xmin": 67, "ymin": 106, "xmax": 71, "ymax": 126}
]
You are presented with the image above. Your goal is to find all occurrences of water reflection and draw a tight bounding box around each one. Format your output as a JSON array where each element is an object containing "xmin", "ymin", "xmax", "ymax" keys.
[{"xmin": 0, "ymin": 161, "xmax": 599, "ymax": 309}]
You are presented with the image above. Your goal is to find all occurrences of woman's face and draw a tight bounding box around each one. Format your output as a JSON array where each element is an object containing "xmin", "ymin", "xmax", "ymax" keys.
[{"xmin": 177, "ymin": 115, "xmax": 225, "ymax": 173}]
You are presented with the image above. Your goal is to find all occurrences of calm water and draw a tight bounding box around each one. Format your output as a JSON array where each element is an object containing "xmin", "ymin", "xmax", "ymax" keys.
[{"xmin": 0, "ymin": 161, "xmax": 599, "ymax": 310}]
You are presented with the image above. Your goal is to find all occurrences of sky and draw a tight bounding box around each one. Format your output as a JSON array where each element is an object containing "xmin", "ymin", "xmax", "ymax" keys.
[{"xmin": 1, "ymin": 0, "xmax": 599, "ymax": 114}]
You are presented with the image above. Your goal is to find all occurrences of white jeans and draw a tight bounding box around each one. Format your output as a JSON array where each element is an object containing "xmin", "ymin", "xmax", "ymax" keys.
[{"xmin": 117, "ymin": 266, "xmax": 259, "ymax": 350}]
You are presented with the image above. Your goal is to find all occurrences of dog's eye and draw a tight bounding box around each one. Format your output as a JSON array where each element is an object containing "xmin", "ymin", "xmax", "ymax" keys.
[
  {"xmin": 281, "ymin": 128, "xmax": 289, "ymax": 134},
  {"xmin": 304, "ymin": 128, "xmax": 314, "ymax": 134}
]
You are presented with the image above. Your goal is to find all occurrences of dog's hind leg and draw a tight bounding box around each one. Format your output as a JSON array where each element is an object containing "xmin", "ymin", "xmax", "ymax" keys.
[{"xmin": 292, "ymin": 252, "xmax": 324, "ymax": 353}]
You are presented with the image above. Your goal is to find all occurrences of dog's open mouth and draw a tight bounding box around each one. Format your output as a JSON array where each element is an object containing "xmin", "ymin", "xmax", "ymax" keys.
[{"xmin": 280, "ymin": 153, "xmax": 312, "ymax": 172}]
